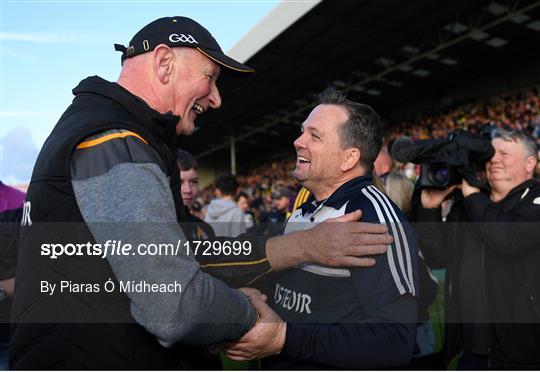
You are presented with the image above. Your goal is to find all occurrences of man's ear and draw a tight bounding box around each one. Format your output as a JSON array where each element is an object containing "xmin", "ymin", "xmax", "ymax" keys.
[
  {"xmin": 153, "ymin": 44, "xmax": 174, "ymax": 84},
  {"xmin": 525, "ymin": 155, "xmax": 537, "ymax": 175},
  {"xmin": 341, "ymin": 148, "xmax": 361, "ymax": 172}
]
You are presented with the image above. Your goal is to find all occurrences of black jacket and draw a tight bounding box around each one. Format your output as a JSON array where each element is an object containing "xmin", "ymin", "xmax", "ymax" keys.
[
  {"xmin": 462, "ymin": 179, "xmax": 540, "ymax": 369},
  {"xmin": 10, "ymin": 76, "xmax": 268, "ymax": 369},
  {"xmin": 416, "ymin": 192, "xmax": 490, "ymax": 366},
  {"xmin": 182, "ymin": 207, "xmax": 216, "ymax": 241},
  {"xmin": 10, "ymin": 76, "xmax": 194, "ymax": 370},
  {"xmin": 416, "ymin": 179, "xmax": 540, "ymax": 368}
]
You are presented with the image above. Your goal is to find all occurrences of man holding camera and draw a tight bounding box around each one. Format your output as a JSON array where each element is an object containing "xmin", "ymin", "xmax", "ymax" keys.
[{"xmin": 416, "ymin": 129, "xmax": 540, "ymax": 369}]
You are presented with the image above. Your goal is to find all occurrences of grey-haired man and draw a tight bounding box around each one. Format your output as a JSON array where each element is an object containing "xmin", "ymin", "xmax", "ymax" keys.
[{"xmin": 417, "ymin": 130, "xmax": 540, "ymax": 369}]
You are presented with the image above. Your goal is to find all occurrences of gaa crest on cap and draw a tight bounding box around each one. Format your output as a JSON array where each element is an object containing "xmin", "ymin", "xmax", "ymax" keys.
[{"xmin": 114, "ymin": 16, "xmax": 254, "ymax": 77}]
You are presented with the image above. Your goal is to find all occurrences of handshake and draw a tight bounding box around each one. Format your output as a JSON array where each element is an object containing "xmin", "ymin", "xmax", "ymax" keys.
[{"xmin": 213, "ymin": 287, "xmax": 286, "ymax": 362}]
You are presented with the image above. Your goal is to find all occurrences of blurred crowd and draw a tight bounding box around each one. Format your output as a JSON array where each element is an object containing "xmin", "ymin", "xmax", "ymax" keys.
[
  {"xmin": 190, "ymin": 87, "xmax": 540, "ymax": 224},
  {"xmin": 387, "ymin": 88, "xmax": 540, "ymax": 142}
]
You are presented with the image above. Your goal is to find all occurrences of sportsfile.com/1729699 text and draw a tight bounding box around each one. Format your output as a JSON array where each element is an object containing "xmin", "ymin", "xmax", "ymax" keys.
[{"xmin": 40, "ymin": 239, "xmax": 252, "ymax": 259}]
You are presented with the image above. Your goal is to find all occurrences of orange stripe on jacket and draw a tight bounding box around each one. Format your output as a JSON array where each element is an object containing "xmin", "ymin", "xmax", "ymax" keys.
[{"xmin": 76, "ymin": 131, "xmax": 148, "ymax": 149}]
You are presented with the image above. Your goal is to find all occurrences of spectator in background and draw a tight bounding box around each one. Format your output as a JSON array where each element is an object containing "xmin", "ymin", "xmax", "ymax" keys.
[
  {"xmin": 374, "ymin": 146, "xmax": 394, "ymax": 183},
  {"xmin": 385, "ymin": 172, "xmax": 415, "ymax": 216},
  {"xmin": 263, "ymin": 187, "xmax": 291, "ymax": 224},
  {"xmin": 235, "ymin": 191, "xmax": 254, "ymax": 230},
  {"xmin": 236, "ymin": 191, "xmax": 250, "ymax": 213},
  {"xmin": 0, "ymin": 182, "xmax": 25, "ymax": 370},
  {"xmin": 177, "ymin": 150, "xmax": 199, "ymax": 213},
  {"xmin": 258, "ymin": 187, "xmax": 291, "ymax": 237},
  {"xmin": 383, "ymin": 172, "xmax": 440, "ymax": 367},
  {"xmin": 205, "ymin": 174, "xmax": 248, "ymax": 237},
  {"xmin": 177, "ymin": 150, "xmax": 215, "ymax": 241},
  {"xmin": 387, "ymin": 88, "xmax": 539, "ymax": 146}
]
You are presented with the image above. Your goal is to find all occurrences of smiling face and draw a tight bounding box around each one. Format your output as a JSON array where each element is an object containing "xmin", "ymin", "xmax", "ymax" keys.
[
  {"xmin": 172, "ymin": 49, "xmax": 222, "ymax": 135},
  {"xmin": 293, "ymin": 104, "xmax": 352, "ymax": 199},
  {"xmin": 486, "ymin": 138, "xmax": 536, "ymax": 196}
]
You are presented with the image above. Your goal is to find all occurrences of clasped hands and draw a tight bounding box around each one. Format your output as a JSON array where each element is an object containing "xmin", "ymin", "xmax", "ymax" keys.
[
  {"xmin": 214, "ymin": 287, "xmax": 287, "ymax": 362},
  {"xmin": 212, "ymin": 209, "xmax": 396, "ymax": 361}
]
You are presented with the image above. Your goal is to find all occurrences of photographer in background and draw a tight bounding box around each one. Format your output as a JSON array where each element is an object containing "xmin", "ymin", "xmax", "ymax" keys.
[{"xmin": 416, "ymin": 129, "xmax": 540, "ymax": 369}]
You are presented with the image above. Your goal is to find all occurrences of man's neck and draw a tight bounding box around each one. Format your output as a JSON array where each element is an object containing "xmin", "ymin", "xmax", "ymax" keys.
[
  {"xmin": 490, "ymin": 179, "xmax": 529, "ymax": 202},
  {"xmin": 117, "ymin": 74, "xmax": 166, "ymax": 115},
  {"xmin": 312, "ymin": 185, "xmax": 339, "ymax": 202},
  {"xmin": 490, "ymin": 189, "xmax": 507, "ymax": 203},
  {"xmin": 311, "ymin": 170, "xmax": 365, "ymax": 202}
]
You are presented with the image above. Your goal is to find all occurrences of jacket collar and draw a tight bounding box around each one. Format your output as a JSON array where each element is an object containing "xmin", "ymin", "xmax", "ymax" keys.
[
  {"xmin": 72, "ymin": 76, "xmax": 180, "ymax": 147},
  {"xmin": 500, "ymin": 178, "xmax": 540, "ymax": 202},
  {"xmin": 300, "ymin": 175, "xmax": 373, "ymax": 215}
]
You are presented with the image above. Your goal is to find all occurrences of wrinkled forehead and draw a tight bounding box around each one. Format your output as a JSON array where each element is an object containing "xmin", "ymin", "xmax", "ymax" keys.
[
  {"xmin": 175, "ymin": 47, "xmax": 221, "ymax": 74},
  {"xmin": 303, "ymin": 104, "xmax": 348, "ymax": 129},
  {"xmin": 492, "ymin": 137, "xmax": 527, "ymax": 155}
]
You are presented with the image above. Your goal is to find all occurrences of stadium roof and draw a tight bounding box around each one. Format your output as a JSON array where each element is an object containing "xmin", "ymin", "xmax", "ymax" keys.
[{"xmin": 182, "ymin": 0, "xmax": 540, "ymax": 168}]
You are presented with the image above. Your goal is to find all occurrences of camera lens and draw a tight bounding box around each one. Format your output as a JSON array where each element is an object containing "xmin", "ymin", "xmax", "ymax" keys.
[{"xmin": 428, "ymin": 164, "xmax": 448, "ymax": 186}]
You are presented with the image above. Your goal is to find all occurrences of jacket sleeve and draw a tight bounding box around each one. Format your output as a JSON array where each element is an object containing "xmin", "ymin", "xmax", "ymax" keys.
[
  {"xmin": 0, "ymin": 207, "xmax": 23, "ymax": 279},
  {"xmin": 282, "ymin": 295, "xmax": 417, "ymax": 369},
  {"xmin": 462, "ymin": 189, "xmax": 540, "ymax": 257},
  {"xmin": 71, "ymin": 131, "xmax": 256, "ymax": 346},
  {"xmin": 414, "ymin": 206, "xmax": 448, "ymax": 269},
  {"xmin": 195, "ymin": 233, "xmax": 272, "ymax": 288}
]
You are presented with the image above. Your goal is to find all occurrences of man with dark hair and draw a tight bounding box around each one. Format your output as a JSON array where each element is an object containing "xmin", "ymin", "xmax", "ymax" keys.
[
  {"xmin": 176, "ymin": 149, "xmax": 215, "ymax": 241},
  {"xmin": 205, "ymin": 174, "xmax": 246, "ymax": 237},
  {"xmin": 270, "ymin": 187, "xmax": 292, "ymax": 222},
  {"xmin": 417, "ymin": 129, "xmax": 540, "ymax": 369},
  {"xmin": 177, "ymin": 149, "xmax": 199, "ymax": 209},
  {"xmin": 10, "ymin": 17, "xmax": 393, "ymax": 369},
  {"xmin": 317, "ymin": 87, "xmax": 384, "ymax": 174},
  {"xmin": 215, "ymin": 174, "xmax": 239, "ymax": 197},
  {"xmin": 235, "ymin": 191, "xmax": 250, "ymax": 213},
  {"xmin": 177, "ymin": 149, "xmax": 198, "ymax": 171},
  {"xmin": 224, "ymin": 88, "xmax": 419, "ymax": 369},
  {"xmin": 235, "ymin": 192, "xmax": 254, "ymax": 230},
  {"xmin": 259, "ymin": 187, "xmax": 292, "ymax": 236}
]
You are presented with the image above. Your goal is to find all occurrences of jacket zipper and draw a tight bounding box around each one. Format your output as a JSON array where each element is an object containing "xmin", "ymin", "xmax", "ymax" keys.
[
  {"xmin": 481, "ymin": 245, "xmax": 488, "ymax": 312},
  {"xmin": 481, "ymin": 244, "xmax": 492, "ymax": 368},
  {"xmin": 525, "ymin": 284, "xmax": 540, "ymax": 321}
]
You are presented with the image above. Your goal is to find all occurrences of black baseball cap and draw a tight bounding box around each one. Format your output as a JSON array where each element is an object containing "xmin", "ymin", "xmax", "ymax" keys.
[
  {"xmin": 272, "ymin": 187, "xmax": 292, "ymax": 199},
  {"xmin": 115, "ymin": 16, "xmax": 254, "ymax": 89}
]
